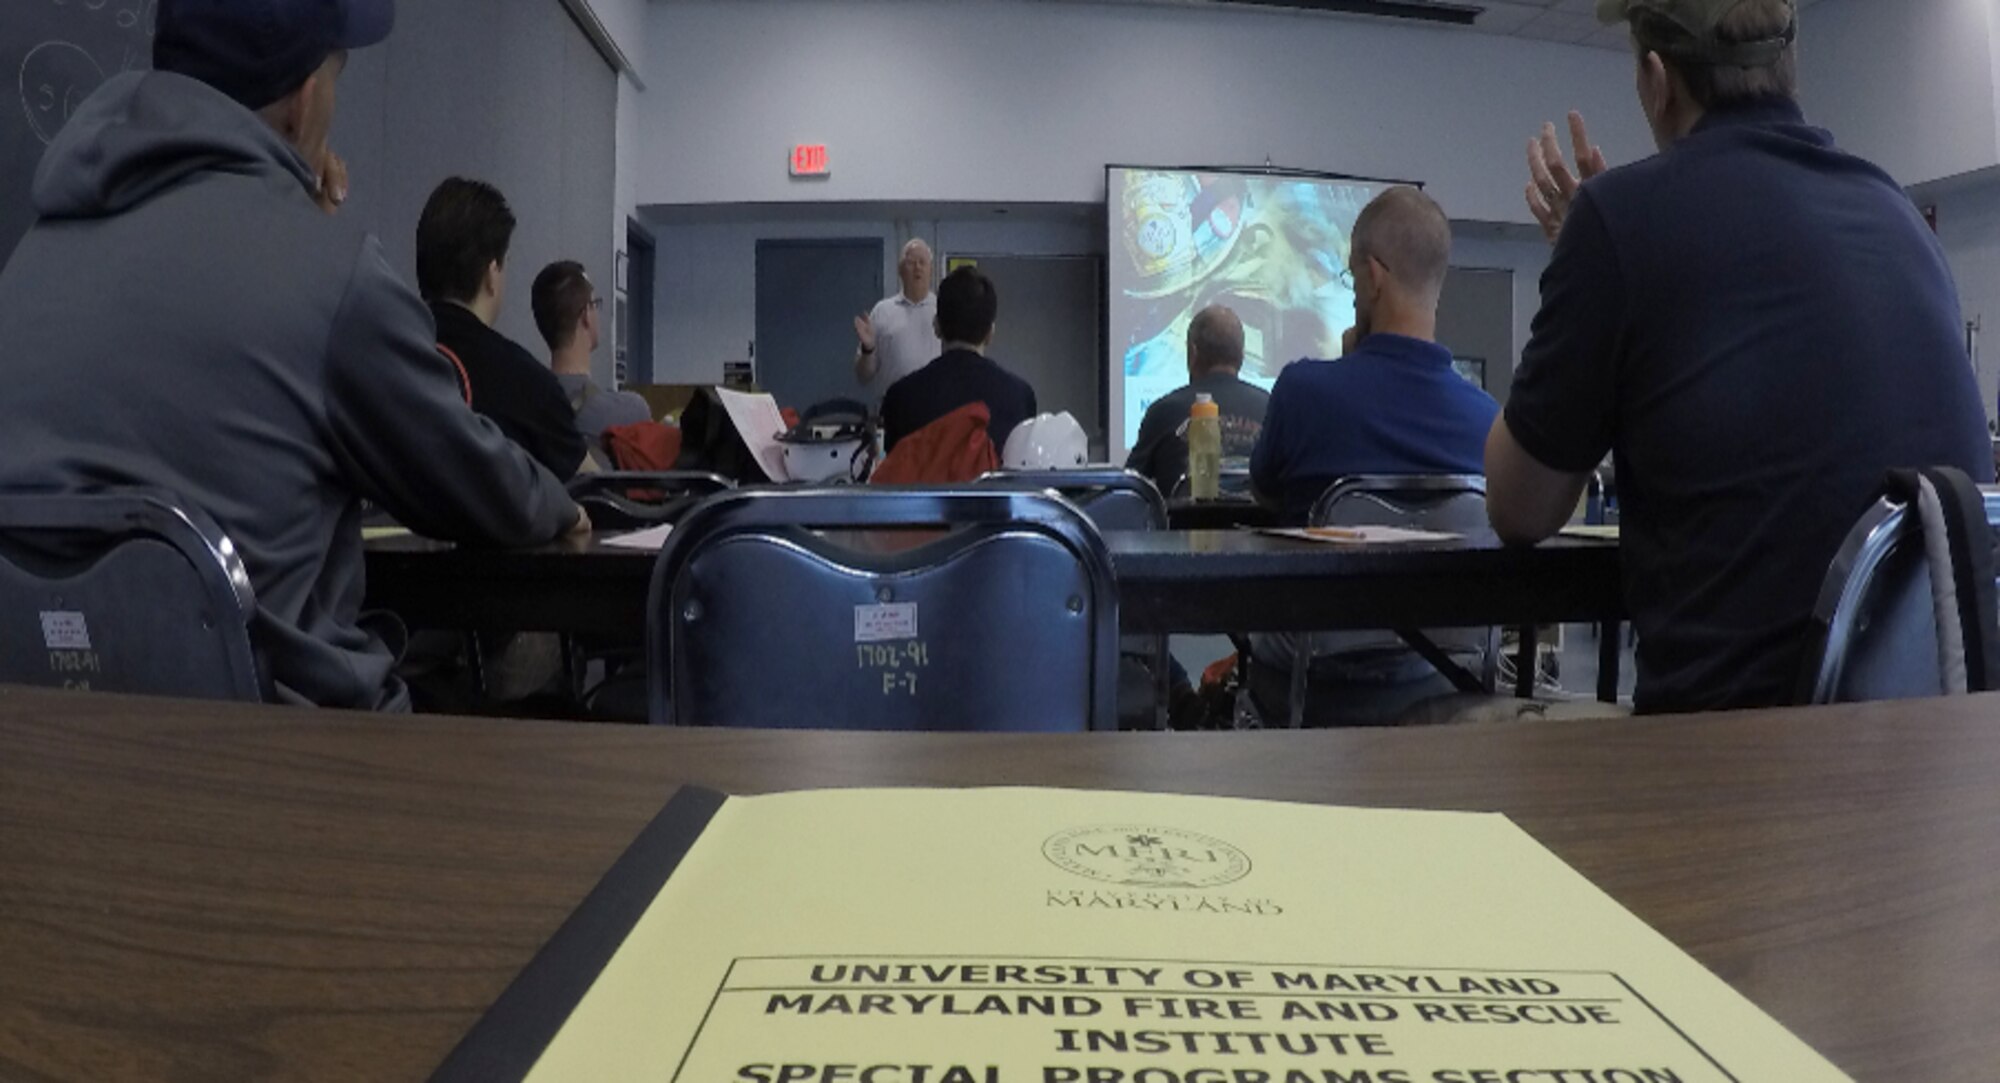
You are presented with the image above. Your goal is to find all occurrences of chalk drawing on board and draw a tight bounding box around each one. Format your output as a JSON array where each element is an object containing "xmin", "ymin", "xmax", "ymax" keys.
[
  {"xmin": 114, "ymin": 0, "xmax": 161, "ymax": 34},
  {"xmin": 20, "ymin": 41, "xmax": 106, "ymax": 145}
]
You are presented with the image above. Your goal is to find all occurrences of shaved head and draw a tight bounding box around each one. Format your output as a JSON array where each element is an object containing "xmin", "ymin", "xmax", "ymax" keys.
[
  {"xmin": 1352, "ymin": 186, "xmax": 1451, "ymax": 302},
  {"xmin": 1187, "ymin": 305, "xmax": 1245, "ymax": 377}
]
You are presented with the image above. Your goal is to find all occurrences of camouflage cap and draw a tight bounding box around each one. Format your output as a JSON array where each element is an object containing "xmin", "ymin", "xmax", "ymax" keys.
[{"xmin": 1597, "ymin": 0, "xmax": 1797, "ymax": 66}]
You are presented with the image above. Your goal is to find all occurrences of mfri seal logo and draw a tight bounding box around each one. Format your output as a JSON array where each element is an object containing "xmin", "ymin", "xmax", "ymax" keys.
[{"xmin": 1043, "ymin": 826, "xmax": 1250, "ymax": 889}]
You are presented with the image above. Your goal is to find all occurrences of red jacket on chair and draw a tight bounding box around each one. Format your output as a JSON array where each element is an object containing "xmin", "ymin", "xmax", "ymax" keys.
[
  {"xmin": 870, "ymin": 402, "xmax": 997, "ymax": 485},
  {"xmin": 603, "ymin": 421, "xmax": 684, "ymax": 472}
]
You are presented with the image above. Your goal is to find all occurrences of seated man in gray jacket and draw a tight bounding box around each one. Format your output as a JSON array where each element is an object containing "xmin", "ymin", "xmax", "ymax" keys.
[
  {"xmin": 0, "ymin": 0, "xmax": 585, "ymax": 711},
  {"xmin": 532, "ymin": 260, "xmax": 653, "ymax": 469}
]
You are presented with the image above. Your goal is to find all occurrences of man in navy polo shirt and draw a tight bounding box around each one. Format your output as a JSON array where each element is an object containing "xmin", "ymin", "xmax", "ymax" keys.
[
  {"xmin": 1246, "ymin": 187, "xmax": 1500, "ymax": 726},
  {"xmin": 1251, "ymin": 186, "xmax": 1499, "ymax": 524},
  {"xmin": 1486, "ymin": 0, "xmax": 1992, "ymax": 714}
]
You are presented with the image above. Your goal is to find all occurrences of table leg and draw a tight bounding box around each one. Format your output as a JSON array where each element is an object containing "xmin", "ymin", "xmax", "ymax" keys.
[
  {"xmin": 1514, "ymin": 626, "xmax": 1538, "ymax": 700},
  {"xmin": 1597, "ymin": 621, "xmax": 1620, "ymax": 704}
]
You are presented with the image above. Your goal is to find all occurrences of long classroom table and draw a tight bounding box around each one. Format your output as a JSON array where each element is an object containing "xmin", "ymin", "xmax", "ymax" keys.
[
  {"xmin": 1, "ymin": 685, "xmax": 1995, "ymax": 1080},
  {"xmin": 364, "ymin": 528, "xmax": 1626, "ymax": 699}
]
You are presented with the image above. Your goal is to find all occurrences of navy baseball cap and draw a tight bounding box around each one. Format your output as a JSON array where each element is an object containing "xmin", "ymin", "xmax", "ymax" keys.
[{"xmin": 154, "ymin": 0, "xmax": 394, "ymax": 110}]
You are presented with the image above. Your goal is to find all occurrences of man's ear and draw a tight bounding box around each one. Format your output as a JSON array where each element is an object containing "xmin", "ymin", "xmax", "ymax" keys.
[
  {"xmin": 484, "ymin": 259, "xmax": 505, "ymax": 301},
  {"xmin": 933, "ymin": 315, "xmax": 942, "ymax": 339},
  {"xmin": 1638, "ymin": 51, "xmax": 1673, "ymax": 123},
  {"xmin": 1366, "ymin": 255, "xmax": 1392, "ymax": 299},
  {"xmin": 260, "ymin": 79, "xmax": 310, "ymax": 141}
]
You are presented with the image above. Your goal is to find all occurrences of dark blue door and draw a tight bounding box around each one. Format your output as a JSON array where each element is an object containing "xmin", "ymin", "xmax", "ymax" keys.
[{"xmin": 754, "ymin": 238, "xmax": 884, "ymax": 412}]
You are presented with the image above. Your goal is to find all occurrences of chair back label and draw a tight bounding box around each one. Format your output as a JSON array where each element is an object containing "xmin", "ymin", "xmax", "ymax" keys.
[
  {"xmin": 39, "ymin": 610, "xmax": 91, "ymax": 651},
  {"xmin": 854, "ymin": 602, "xmax": 919, "ymax": 643}
]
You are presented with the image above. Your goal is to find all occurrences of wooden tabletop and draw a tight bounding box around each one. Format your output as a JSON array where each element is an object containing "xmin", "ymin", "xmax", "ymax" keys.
[{"xmin": 2, "ymin": 685, "xmax": 1995, "ymax": 1080}]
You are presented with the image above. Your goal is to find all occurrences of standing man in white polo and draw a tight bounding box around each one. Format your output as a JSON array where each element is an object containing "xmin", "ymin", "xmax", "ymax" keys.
[{"xmin": 854, "ymin": 238, "xmax": 940, "ymax": 400}]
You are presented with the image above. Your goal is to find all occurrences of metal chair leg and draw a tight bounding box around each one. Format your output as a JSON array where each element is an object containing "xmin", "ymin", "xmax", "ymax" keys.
[{"xmin": 1289, "ymin": 634, "xmax": 1312, "ymax": 729}]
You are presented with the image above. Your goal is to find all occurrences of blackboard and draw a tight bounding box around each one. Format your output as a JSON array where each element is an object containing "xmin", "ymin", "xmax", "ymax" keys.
[{"xmin": 2, "ymin": 0, "xmax": 156, "ymax": 265}]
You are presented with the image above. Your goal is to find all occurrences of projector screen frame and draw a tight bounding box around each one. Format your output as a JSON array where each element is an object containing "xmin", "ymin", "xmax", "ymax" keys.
[{"xmin": 1102, "ymin": 163, "xmax": 1420, "ymax": 464}]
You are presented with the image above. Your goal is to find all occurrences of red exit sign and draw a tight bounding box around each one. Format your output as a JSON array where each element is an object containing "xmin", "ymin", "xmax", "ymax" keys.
[{"xmin": 790, "ymin": 144, "xmax": 830, "ymax": 177}]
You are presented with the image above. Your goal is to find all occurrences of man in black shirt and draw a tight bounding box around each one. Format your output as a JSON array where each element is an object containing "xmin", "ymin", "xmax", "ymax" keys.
[
  {"xmin": 1126, "ymin": 305, "xmax": 1268, "ymax": 498},
  {"xmin": 1486, "ymin": 0, "xmax": 1992, "ymax": 714},
  {"xmin": 882, "ymin": 266, "xmax": 1037, "ymax": 453},
  {"xmin": 417, "ymin": 178, "xmax": 586, "ymax": 480}
]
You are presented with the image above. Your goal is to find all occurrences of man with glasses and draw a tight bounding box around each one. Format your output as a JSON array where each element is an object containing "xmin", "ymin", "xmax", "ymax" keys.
[
  {"xmin": 1244, "ymin": 186, "xmax": 1500, "ymax": 727},
  {"xmin": 533, "ymin": 260, "xmax": 651, "ymax": 468},
  {"xmin": 1250, "ymin": 186, "xmax": 1496, "ymax": 524}
]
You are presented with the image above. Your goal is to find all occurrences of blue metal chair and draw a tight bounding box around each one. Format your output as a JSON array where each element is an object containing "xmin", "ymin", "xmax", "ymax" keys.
[
  {"xmin": 552, "ymin": 472, "xmax": 739, "ymax": 716},
  {"xmin": 647, "ymin": 488, "xmax": 1119, "ymax": 730},
  {"xmin": 1170, "ymin": 465, "xmax": 1254, "ymax": 501},
  {"xmin": 976, "ymin": 468, "xmax": 1167, "ymax": 532},
  {"xmin": 1798, "ymin": 484, "xmax": 2000, "ymax": 704},
  {"xmin": 0, "ymin": 490, "xmax": 263, "ymax": 701},
  {"xmin": 1272, "ymin": 474, "xmax": 1496, "ymax": 728},
  {"xmin": 977, "ymin": 468, "xmax": 1171, "ymax": 728}
]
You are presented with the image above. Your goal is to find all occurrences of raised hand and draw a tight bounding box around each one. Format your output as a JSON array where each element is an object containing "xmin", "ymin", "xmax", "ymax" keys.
[
  {"xmin": 1525, "ymin": 112, "xmax": 1608, "ymax": 244},
  {"xmin": 853, "ymin": 313, "xmax": 877, "ymax": 353},
  {"xmin": 315, "ymin": 151, "xmax": 349, "ymax": 215}
]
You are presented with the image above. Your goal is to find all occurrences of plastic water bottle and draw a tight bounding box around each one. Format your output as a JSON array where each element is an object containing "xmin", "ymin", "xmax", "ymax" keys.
[{"xmin": 1189, "ymin": 393, "xmax": 1222, "ymax": 501}]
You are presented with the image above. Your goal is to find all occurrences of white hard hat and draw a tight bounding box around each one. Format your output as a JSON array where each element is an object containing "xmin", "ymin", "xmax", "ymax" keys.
[
  {"xmin": 1001, "ymin": 411, "xmax": 1089, "ymax": 470},
  {"xmin": 781, "ymin": 436, "xmax": 864, "ymax": 483}
]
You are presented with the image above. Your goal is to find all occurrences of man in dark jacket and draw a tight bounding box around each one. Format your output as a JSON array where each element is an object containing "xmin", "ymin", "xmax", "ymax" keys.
[
  {"xmin": 1487, "ymin": 0, "xmax": 1992, "ymax": 714},
  {"xmin": 881, "ymin": 266, "xmax": 1037, "ymax": 454},
  {"xmin": 1125, "ymin": 304, "xmax": 1268, "ymax": 498},
  {"xmin": 418, "ymin": 177, "xmax": 588, "ymax": 480},
  {"xmin": 0, "ymin": 0, "xmax": 584, "ymax": 710}
]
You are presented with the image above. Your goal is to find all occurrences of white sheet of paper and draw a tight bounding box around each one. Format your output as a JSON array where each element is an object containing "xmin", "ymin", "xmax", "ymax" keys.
[
  {"xmin": 714, "ymin": 388, "xmax": 791, "ymax": 482},
  {"xmin": 1258, "ymin": 525, "xmax": 1461, "ymax": 545},
  {"xmin": 602, "ymin": 523, "xmax": 676, "ymax": 551}
]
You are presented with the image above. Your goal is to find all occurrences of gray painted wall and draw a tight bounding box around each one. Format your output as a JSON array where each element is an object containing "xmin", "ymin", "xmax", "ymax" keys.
[
  {"xmin": 1798, "ymin": 0, "xmax": 2000, "ymax": 187},
  {"xmin": 1437, "ymin": 268, "xmax": 1517, "ymax": 404},
  {"xmin": 1922, "ymin": 175, "xmax": 2000, "ymax": 421},
  {"xmin": 331, "ymin": 0, "xmax": 618, "ymax": 382},
  {"xmin": 640, "ymin": 0, "xmax": 1655, "ymax": 225}
]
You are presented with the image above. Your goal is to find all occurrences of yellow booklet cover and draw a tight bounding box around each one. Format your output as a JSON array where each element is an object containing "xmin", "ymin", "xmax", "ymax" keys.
[{"xmin": 430, "ymin": 787, "xmax": 1850, "ymax": 1082}]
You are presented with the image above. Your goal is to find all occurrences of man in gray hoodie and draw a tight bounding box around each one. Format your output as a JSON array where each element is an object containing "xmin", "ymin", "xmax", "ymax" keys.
[{"xmin": 0, "ymin": 0, "xmax": 585, "ymax": 711}]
